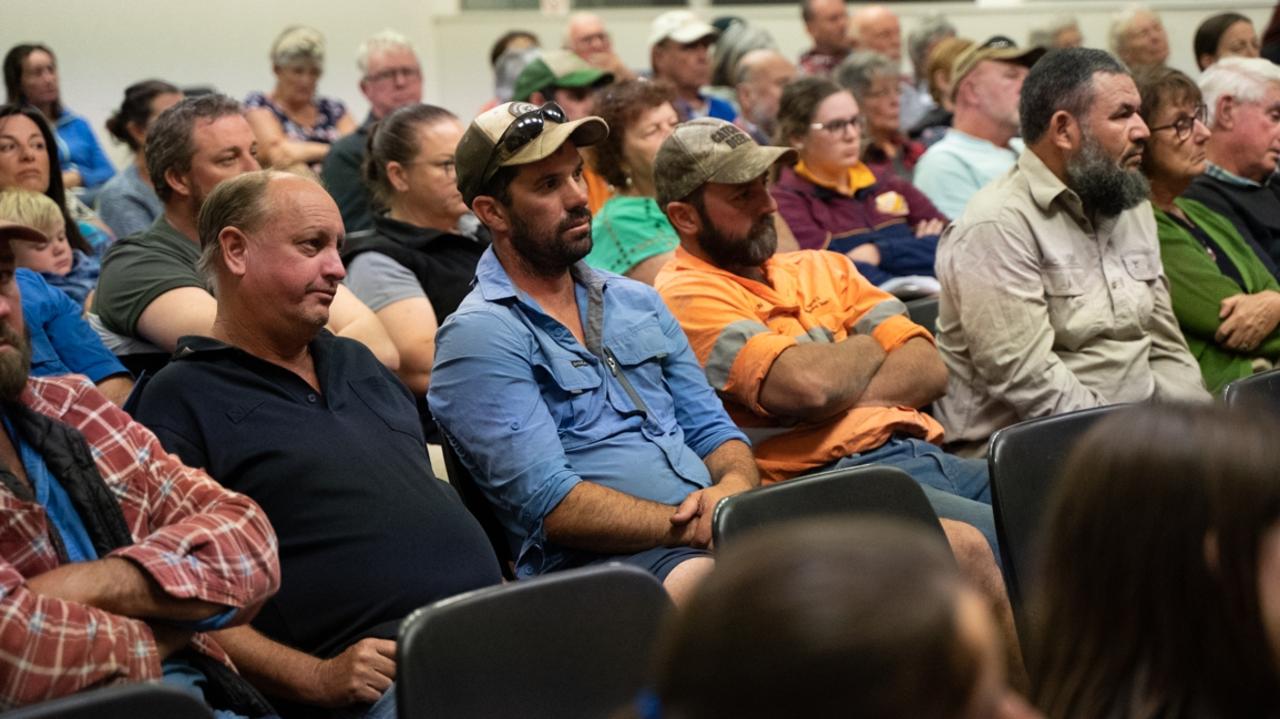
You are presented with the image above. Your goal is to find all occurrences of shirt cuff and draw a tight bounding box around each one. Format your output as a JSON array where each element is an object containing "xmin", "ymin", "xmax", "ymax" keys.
[{"xmin": 871, "ymin": 314, "xmax": 933, "ymax": 353}]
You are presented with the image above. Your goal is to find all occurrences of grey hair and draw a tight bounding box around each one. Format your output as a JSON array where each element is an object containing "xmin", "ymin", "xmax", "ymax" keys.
[
  {"xmin": 1109, "ymin": 5, "xmax": 1155, "ymax": 57},
  {"xmin": 906, "ymin": 15, "xmax": 955, "ymax": 77},
  {"xmin": 196, "ymin": 170, "xmax": 282, "ymax": 296},
  {"xmin": 271, "ymin": 25, "xmax": 326, "ymax": 68},
  {"xmin": 356, "ymin": 30, "xmax": 415, "ymax": 75},
  {"xmin": 146, "ymin": 94, "xmax": 243, "ymax": 204},
  {"xmin": 1029, "ymin": 15, "xmax": 1080, "ymax": 49},
  {"xmin": 833, "ymin": 50, "xmax": 898, "ymax": 102},
  {"xmin": 1200, "ymin": 57, "xmax": 1280, "ymax": 127},
  {"xmin": 1020, "ymin": 47, "xmax": 1129, "ymax": 144}
]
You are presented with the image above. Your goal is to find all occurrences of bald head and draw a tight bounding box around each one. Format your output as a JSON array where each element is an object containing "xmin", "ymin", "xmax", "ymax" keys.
[
  {"xmin": 736, "ymin": 49, "xmax": 796, "ymax": 136},
  {"xmin": 851, "ymin": 5, "xmax": 901, "ymax": 61},
  {"xmin": 565, "ymin": 12, "xmax": 612, "ymax": 60}
]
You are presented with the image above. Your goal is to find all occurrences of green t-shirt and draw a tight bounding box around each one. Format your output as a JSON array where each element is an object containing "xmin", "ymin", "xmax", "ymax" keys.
[
  {"xmin": 93, "ymin": 215, "xmax": 204, "ymax": 339},
  {"xmin": 586, "ymin": 196, "xmax": 679, "ymax": 276}
]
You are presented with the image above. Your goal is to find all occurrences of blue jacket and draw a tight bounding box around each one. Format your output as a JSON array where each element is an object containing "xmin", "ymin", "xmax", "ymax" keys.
[{"xmin": 55, "ymin": 110, "xmax": 116, "ymax": 190}]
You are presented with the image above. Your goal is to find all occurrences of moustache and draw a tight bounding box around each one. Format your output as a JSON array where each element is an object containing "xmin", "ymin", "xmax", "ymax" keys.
[{"xmin": 558, "ymin": 206, "xmax": 592, "ymax": 234}]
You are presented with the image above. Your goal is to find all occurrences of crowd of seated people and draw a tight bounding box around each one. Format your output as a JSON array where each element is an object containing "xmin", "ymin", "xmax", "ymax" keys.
[{"xmin": 3, "ymin": 4, "xmax": 1280, "ymax": 717}]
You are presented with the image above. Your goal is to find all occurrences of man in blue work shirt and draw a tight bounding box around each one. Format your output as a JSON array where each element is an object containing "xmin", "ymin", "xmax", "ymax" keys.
[{"xmin": 430, "ymin": 101, "xmax": 761, "ymax": 604}]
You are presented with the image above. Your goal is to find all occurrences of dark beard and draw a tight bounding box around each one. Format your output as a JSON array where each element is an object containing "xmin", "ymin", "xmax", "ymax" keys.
[
  {"xmin": 0, "ymin": 326, "xmax": 32, "ymax": 402},
  {"xmin": 508, "ymin": 205, "xmax": 593, "ymax": 278},
  {"xmin": 1065, "ymin": 131, "xmax": 1150, "ymax": 218},
  {"xmin": 696, "ymin": 205, "xmax": 778, "ymax": 272}
]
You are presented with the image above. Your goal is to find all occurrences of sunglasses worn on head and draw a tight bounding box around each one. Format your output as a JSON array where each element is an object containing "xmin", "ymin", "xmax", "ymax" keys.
[{"xmin": 477, "ymin": 102, "xmax": 569, "ymax": 192}]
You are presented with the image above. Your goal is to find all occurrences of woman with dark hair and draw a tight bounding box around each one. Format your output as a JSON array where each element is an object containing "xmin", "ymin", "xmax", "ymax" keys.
[
  {"xmin": 342, "ymin": 103, "xmax": 486, "ymax": 407},
  {"xmin": 1031, "ymin": 403, "xmax": 1280, "ymax": 718},
  {"xmin": 0, "ymin": 103, "xmax": 110, "ymax": 259},
  {"xmin": 771, "ymin": 76, "xmax": 945, "ymax": 293},
  {"xmin": 96, "ymin": 80, "xmax": 183, "ymax": 238},
  {"xmin": 1135, "ymin": 65, "xmax": 1280, "ymax": 394},
  {"xmin": 585, "ymin": 80, "xmax": 681, "ymax": 284},
  {"xmin": 3, "ymin": 43, "xmax": 115, "ymax": 198},
  {"xmin": 1195, "ymin": 13, "xmax": 1261, "ymax": 70},
  {"xmin": 631, "ymin": 519, "xmax": 1038, "ymax": 719},
  {"xmin": 834, "ymin": 50, "xmax": 925, "ymax": 182}
]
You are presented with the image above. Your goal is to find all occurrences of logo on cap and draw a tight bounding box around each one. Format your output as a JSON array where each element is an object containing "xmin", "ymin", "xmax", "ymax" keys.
[
  {"xmin": 710, "ymin": 124, "xmax": 750, "ymax": 148},
  {"xmin": 507, "ymin": 102, "xmax": 538, "ymax": 117}
]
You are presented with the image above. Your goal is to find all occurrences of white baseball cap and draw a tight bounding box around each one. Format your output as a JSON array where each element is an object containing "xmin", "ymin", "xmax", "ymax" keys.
[{"xmin": 648, "ymin": 10, "xmax": 719, "ymax": 48}]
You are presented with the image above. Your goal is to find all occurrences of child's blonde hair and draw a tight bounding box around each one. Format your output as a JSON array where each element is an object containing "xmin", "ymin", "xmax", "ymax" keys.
[{"xmin": 0, "ymin": 190, "xmax": 63, "ymax": 237}]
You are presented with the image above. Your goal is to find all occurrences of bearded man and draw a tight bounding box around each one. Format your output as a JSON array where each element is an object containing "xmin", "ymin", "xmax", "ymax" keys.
[
  {"xmin": 933, "ymin": 48, "xmax": 1209, "ymax": 451},
  {"xmin": 428, "ymin": 102, "xmax": 762, "ymax": 605}
]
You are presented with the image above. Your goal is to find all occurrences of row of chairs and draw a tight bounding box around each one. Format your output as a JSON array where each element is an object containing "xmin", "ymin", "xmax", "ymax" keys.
[{"xmin": 10, "ymin": 369, "xmax": 1279, "ymax": 719}]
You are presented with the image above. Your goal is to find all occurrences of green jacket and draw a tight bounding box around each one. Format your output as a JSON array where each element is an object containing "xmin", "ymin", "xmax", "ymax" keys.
[{"xmin": 1156, "ymin": 197, "xmax": 1280, "ymax": 394}]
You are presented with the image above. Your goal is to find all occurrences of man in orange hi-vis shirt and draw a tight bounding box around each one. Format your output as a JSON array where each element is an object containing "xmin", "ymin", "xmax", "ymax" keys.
[{"xmin": 652, "ymin": 118, "xmax": 993, "ymax": 553}]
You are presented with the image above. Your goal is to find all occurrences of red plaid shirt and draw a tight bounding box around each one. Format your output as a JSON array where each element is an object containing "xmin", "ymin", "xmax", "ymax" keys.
[{"xmin": 0, "ymin": 376, "xmax": 280, "ymax": 708}]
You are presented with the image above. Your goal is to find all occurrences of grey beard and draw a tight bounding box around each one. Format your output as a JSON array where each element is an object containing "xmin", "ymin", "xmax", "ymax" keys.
[{"xmin": 1065, "ymin": 133, "xmax": 1151, "ymax": 218}]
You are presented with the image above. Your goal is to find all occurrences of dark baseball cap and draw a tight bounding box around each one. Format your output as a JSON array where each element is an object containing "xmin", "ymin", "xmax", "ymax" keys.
[{"xmin": 654, "ymin": 118, "xmax": 795, "ymax": 208}]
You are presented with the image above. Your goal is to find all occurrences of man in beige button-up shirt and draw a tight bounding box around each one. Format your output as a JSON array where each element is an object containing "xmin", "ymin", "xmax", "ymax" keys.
[{"xmin": 935, "ymin": 48, "xmax": 1209, "ymax": 447}]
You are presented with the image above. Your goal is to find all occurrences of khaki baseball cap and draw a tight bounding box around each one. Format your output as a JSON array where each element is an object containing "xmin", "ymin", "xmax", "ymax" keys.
[
  {"xmin": 649, "ymin": 10, "xmax": 719, "ymax": 48},
  {"xmin": 951, "ymin": 36, "xmax": 1047, "ymax": 97},
  {"xmin": 455, "ymin": 101, "xmax": 609, "ymax": 206},
  {"xmin": 513, "ymin": 50, "xmax": 614, "ymax": 103},
  {"xmin": 654, "ymin": 118, "xmax": 795, "ymax": 208}
]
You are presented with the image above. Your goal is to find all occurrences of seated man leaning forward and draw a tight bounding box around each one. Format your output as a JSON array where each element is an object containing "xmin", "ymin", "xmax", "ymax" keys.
[
  {"xmin": 91, "ymin": 93, "xmax": 396, "ymax": 375},
  {"xmin": 429, "ymin": 102, "xmax": 761, "ymax": 604},
  {"xmin": 935, "ymin": 48, "xmax": 1209, "ymax": 451},
  {"xmin": 134, "ymin": 171, "xmax": 504, "ymax": 718},
  {"xmin": 0, "ymin": 221, "xmax": 280, "ymax": 715}
]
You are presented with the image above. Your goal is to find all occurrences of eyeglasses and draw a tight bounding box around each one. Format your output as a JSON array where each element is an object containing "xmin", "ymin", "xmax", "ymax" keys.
[
  {"xmin": 406, "ymin": 157, "xmax": 457, "ymax": 177},
  {"xmin": 810, "ymin": 114, "xmax": 862, "ymax": 135},
  {"xmin": 365, "ymin": 66, "xmax": 421, "ymax": 84},
  {"xmin": 1149, "ymin": 103, "xmax": 1207, "ymax": 142}
]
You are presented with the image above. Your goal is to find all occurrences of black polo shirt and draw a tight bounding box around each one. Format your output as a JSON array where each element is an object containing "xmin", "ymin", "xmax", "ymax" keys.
[{"xmin": 135, "ymin": 331, "xmax": 502, "ymax": 658}]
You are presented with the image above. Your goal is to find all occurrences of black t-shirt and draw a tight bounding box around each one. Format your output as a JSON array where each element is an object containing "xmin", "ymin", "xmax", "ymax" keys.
[{"xmin": 135, "ymin": 331, "xmax": 503, "ymax": 658}]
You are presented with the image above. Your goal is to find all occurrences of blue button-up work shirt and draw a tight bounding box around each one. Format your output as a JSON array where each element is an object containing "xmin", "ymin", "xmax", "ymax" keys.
[{"xmin": 429, "ymin": 248, "xmax": 747, "ymax": 576}]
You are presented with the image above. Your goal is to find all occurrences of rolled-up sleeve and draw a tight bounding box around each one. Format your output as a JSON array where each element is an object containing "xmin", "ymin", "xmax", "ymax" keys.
[{"xmin": 428, "ymin": 310, "xmax": 583, "ymax": 545}]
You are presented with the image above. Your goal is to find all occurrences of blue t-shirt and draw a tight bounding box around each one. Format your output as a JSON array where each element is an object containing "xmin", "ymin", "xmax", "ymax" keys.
[
  {"xmin": 429, "ymin": 249, "xmax": 748, "ymax": 577},
  {"xmin": 914, "ymin": 130, "xmax": 1022, "ymax": 220}
]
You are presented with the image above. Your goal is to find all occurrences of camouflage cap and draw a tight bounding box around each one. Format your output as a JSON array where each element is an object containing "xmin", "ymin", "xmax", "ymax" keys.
[
  {"xmin": 653, "ymin": 118, "xmax": 795, "ymax": 208},
  {"xmin": 455, "ymin": 101, "xmax": 609, "ymax": 206}
]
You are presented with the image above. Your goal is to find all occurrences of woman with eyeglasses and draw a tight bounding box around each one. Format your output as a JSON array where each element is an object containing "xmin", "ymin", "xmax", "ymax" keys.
[
  {"xmin": 343, "ymin": 104, "xmax": 487, "ymax": 422},
  {"xmin": 835, "ymin": 51, "xmax": 925, "ymax": 183},
  {"xmin": 1137, "ymin": 66, "xmax": 1280, "ymax": 394},
  {"xmin": 771, "ymin": 76, "xmax": 946, "ymax": 294}
]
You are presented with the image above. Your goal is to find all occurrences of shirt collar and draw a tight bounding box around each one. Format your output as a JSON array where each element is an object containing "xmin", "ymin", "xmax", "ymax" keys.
[
  {"xmin": 793, "ymin": 160, "xmax": 877, "ymax": 197},
  {"xmin": 1204, "ymin": 162, "xmax": 1265, "ymax": 189},
  {"xmin": 473, "ymin": 245, "xmax": 611, "ymax": 303},
  {"xmin": 1019, "ymin": 149, "xmax": 1085, "ymax": 217},
  {"xmin": 668, "ymin": 246, "xmax": 795, "ymax": 306}
]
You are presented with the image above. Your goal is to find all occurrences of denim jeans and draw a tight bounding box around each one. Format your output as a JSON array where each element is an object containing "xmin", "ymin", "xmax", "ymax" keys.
[{"xmin": 824, "ymin": 436, "xmax": 998, "ymax": 560}]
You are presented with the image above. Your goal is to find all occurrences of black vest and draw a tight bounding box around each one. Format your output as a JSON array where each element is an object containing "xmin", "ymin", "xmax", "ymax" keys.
[{"xmin": 341, "ymin": 214, "xmax": 490, "ymax": 323}]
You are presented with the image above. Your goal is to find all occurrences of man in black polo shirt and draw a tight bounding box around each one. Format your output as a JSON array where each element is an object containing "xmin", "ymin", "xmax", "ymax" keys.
[{"xmin": 135, "ymin": 170, "xmax": 503, "ymax": 719}]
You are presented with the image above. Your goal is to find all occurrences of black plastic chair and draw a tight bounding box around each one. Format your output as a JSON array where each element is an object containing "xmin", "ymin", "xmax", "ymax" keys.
[
  {"xmin": 396, "ymin": 564, "xmax": 671, "ymax": 719},
  {"xmin": 439, "ymin": 431, "xmax": 515, "ymax": 580},
  {"xmin": 1, "ymin": 683, "xmax": 213, "ymax": 718},
  {"xmin": 987, "ymin": 405, "xmax": 1121, "ymax": 616},
  {"xmin": 905, "ymin": 296, "xmax": 940, "ymax": 332},
  {"xmin": 1222, "ymin": 368, "xmax": 1280, "ymax": 415},
  {"xmin": 712, "ymin": 464, "xmax": 947, "ymax": 547}
]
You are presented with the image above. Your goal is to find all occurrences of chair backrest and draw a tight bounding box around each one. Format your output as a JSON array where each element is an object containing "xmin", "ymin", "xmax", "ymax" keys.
[
  {"xmin": 712, "ymin": 465, "xmax": 947, "ymax": 547},
  {"xmin": 905, "ymin": 296, "xmax": 940, "ymax": 332},
  {"xmin": 439, "ymin": 431, "xmax": 515, "ymax": 580},
  {"xmin": 1222, "ymin": 368, "xmax": 1280, "ymax": 416},
  {"xmin": 987, "ymin": 405, "xmax": 1120, "ymax": 612},
  {"xmin": 397, "ymin": 564, "xmax": 672, "ymax": 719},
  {"xmin": 1, "ymin": 683, "xmax": 214, "ymax": 719}
]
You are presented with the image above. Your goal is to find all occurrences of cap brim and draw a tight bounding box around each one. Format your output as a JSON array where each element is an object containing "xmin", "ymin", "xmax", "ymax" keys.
[
  {"xmin": 667, "ymin": 24, "xmax": 719, "ymax": 45},
  {"xmin": 707, "ymin": 145, "xmax": 797, "ymax": 185},
  {"xmin": 503, "ymin": 116, "xmax": 610, "ymax": 168},
  {"xmin": 0, "ymin": 222, "xmax": 47, "ymax": 244},
  {"xmin": 556, "ymin": 68, "xmax": 613, "ymax": 89},
  {"xmin": 989, "ymin": 46, "xmax": 1047, "ymax": 68}
]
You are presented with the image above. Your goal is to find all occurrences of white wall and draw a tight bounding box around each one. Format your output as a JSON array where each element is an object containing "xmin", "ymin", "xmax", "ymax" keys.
[{"xmin": 3, "ymin": 0, "xmax": 1273, "ymax": 168}]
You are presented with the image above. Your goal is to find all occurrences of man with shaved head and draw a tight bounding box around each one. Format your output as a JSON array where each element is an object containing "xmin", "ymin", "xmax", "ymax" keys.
[
  {"xmin": 850, "ymin": 4, "xmax": 934, "ymax": 129},
  {"xmin": 734, "ymin": 48, "xmax": 796, "ymax": 144}
]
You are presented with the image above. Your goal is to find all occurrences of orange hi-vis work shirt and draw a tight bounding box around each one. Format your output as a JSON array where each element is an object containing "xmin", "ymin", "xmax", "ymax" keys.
[{"xmin": 656, "ymin": 247, "xmax": 944, "ymax": 483}]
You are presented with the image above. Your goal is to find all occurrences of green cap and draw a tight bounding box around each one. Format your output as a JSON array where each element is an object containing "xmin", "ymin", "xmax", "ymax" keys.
[
  {"xmin": 456, "ymin": 101, "xmax": 609, "ymax": 207},
  {"xmin": 513, "ymin": 50, "xmax": 614, "ymax": 103},
  {"xmin": 653, "ymin": 118, "xmax": 795, "ymax": 208}
]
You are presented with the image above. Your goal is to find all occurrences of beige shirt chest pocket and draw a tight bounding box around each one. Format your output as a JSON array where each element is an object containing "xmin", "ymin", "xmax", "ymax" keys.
[
  {"xmin": 1042, "ymin": 265, "xmax": 1107, "ymax": 352},
  {"xmin": 1119, "ymin": 250, "xmax": 1160, "ymax": 332}
]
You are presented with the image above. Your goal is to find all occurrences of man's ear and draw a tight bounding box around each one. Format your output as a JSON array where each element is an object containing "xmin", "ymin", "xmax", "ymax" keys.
[
  {"xmin": 1049, "ymin": 109, "xmax": 1080, "ymax": 153},
  {"xmin": 664, "ymin": 199, "xmax": 701, "ymax": 241},
  {"xmin": 1214, "ymin": 95, "xmax": 1236, "ymax": 132},
  {"xmin": 387, "ymin": 161, "xmax": 411, "ymax": 194},
  {"xmin": 219, "ymin": 227, "xmax": 250, "ymax": 278},
  {"xmin": 165, "ymin": 168, "xmax": 193, "ymax": 201},
  {"xmin": 471, "ymin": 196, "xmax": 510, "ymax": 236}
]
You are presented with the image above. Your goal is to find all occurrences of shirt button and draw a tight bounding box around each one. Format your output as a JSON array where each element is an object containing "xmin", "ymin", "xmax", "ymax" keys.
[
  {"xmin": 1111, "ymin": 281, "xmax": 1119, "ymax": 289},
  {"xmin": 307, "ymin": 393, "xmax": 318, "ymax": 403}
]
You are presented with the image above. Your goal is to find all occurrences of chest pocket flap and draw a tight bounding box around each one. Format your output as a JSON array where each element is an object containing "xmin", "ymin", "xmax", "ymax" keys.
[
  {"xmin": 1043, "ymin": 266, "xmax": 1087, "ymax": 297},
  {"xmin": 547, "ymin": 357, "xmax": 603, "ymax": 392},
  {"xmin": 607, "ymin": 321, "xmax": 670, "ymax": 366},
  {"xmin": 1123, "ymin": 251, "xmax": 1160, "ymax": 281}
]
